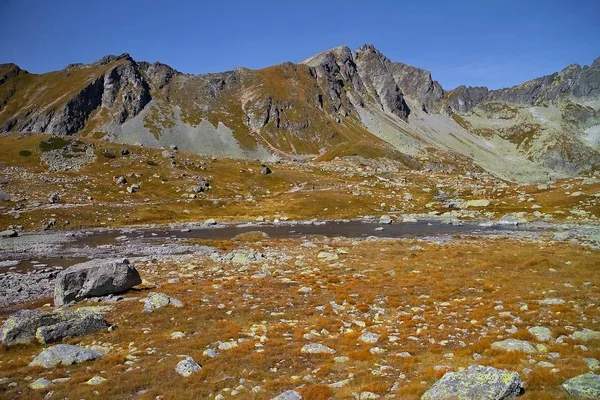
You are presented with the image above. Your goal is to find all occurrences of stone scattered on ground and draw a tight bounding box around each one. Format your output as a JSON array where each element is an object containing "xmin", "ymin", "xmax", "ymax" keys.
[
  {"xmin": 528, "ymin": 326, "xmax": 552, "ymax": 342},
  {"xmin": 562, "ymin": 372, "xmax": 600, "ymax": 398},
  {"xmin": 141, "ymin": 292, "xmax": 183, "ymax": 312},
  {"xmin": 421, "ymin": 365, "xmax": 524, "ymax": 400},
  {"xmin": 29, "ymin": 344, "xmax": 104, "ymax": 368},
  {"xmin": 54, "ymin": 258, "xmax": 141, "ymax": 306},
  {"xmin": 300, "ymin": 343, "xmax": 336, "ymax": 355},
  {"xmin": 174, "ymin": 356, "xmax": 202, "ymax": 377},
  {"xmin": 29, "ymin": 377, "xmax": 54, "ymax": 390},
  {"xmin": 86, "ymin": 376, "xmax": 107, "ymax": 385},
  {"xmin": 491, "ymin": 339, "xmax": 537, "ymax": 354}
]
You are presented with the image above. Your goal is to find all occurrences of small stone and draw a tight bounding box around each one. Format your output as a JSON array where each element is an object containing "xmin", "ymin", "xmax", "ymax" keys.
[
  {"xmin": 358, "ymin": 332, "xmax": 380, "ymax": 344},
  {"xmin": 29, "ymin": 378, "xmax": 54, "ymax": 390},
  {"xmin": 86, "ymin": 376, "xmax": 107, "ymax": 385},
  {"xmin": 301, "ymin": 343, "xmax": 336, "ymax": 355}
]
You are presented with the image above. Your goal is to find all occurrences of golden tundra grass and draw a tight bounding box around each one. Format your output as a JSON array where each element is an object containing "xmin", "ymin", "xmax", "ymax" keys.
[{"xmin": 0, "ymin": 237, "xmax": 598, "ymax": 399}]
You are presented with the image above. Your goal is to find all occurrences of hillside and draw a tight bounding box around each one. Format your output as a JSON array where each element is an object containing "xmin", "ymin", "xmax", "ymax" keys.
[{"xmin": 1, "ymin": 46, "xmax": 599, "ymax": 182}]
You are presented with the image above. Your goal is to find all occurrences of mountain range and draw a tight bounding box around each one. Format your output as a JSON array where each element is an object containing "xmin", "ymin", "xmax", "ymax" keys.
[{"xmin": 1, "ymin": 45, "xmax": 599, "ymax": 182}]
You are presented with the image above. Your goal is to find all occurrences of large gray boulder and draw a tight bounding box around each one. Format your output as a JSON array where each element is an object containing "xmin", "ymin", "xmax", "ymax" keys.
[
  {"xmin": 0, "ymin": 308, "xmax": 109, "ymax": 346},
  {"xmin": 421, "ymin": 365, "xmax": 524, "ymax": 400},
  {"xmin": 562, "ymin": 372, "xmax": 600, "ymax": 398},
  {"xmin": 29, "ymin": 344, "xmax": 104, "ymax": 368},
  {"xmin": 54, "ymin": 258, "xmax": 141, "ymax": 307}
]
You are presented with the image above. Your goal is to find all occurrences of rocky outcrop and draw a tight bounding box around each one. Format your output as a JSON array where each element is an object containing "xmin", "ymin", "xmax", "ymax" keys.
[
  {"xmin": 101, "ymin": 58, "xmax": 151, "ymax": 123},
  {"xmin": 54, "ymin": 258, "xmax": 141, "ymax": 307},
  {"xmin": 0, "ymin": 308, "xmax": 109, "ymax": 346},
  {"xmin": 421, "ymin": 365, "xmax": 524, "ymax": 399}
]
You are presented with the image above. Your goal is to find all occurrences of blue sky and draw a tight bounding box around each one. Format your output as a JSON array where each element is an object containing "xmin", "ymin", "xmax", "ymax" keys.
[{"xmin": 1, "ymin": 0, "xmax": 599, "ymax": 90}]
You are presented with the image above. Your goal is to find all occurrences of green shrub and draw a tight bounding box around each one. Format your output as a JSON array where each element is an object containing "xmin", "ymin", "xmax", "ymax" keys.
[
  {"xmin": 103, "ymin": 152, "xmax": 116, "ymax": 159},
  {"xmin": 146, "ymin": 160, "xmax": 158, "ymax": 166},
  {"xmin": 19, "ymin": 150, "xmax": 32, "ymax": 157},
  {"xmin": 39, "ymin": 137, "xmax": 70, "ymax": 152}
]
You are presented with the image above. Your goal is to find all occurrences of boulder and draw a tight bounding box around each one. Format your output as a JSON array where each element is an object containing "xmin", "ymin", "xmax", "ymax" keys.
[
  {"xmin": 1, "ymin": 309, "xmax": 66, "ymax": 346},
  {"xmin": 379, "ymin": 215, "xmax": 393, "ymax": 224},
  {"xmin": 115, "ymin": 176, "xmax": 127, "ymax": 185},
  {"xmin": 421, "ymin": 365, "xmax": 524, "ymax": 400},
  {"xmin": 261, "ymin": 166, "xmax": 272, "ymax": 175},
  {"xmin": 29, "ymin": 344, "xmax": 104, "ymax": 368},
  {"xmin": 141, "ymin": 292, "xmax": 183, "ymax": 312},
  {"xmin": 491, "ymin": 339, "xmax": 537, "ymax": 354},
  {"xmin": 562, "ymin": 372, "xmax": 600, "ymax": 398},
  {"xmin": 0, "ymin": 308, "xmax": 109, "ymax": 346},
  {"xmin": 54, "ymin": 258, "xmax": 141, "ymax": 307},
  {"xmin": 48, "ymin": 193, "xmax": 60, "ymax": 204},
  {"xmin": 36, "ymin": 311, "xmax": 109, "ymax": 344},
  {"xmin": 0, "ymin": 229, "xmax": 18, "ymax": 238},
  {"xmin": 174, "ymin": 356, "xmax": 202, "ymax": 377}
]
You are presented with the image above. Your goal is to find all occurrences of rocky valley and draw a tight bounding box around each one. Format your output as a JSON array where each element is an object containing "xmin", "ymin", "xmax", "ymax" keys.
[{"xmin": 0, "ymin": 44, "xmax": 599, "ymax": 400}]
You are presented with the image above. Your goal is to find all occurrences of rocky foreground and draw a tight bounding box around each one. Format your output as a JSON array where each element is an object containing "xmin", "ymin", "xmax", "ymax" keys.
[{"xmin": 0, "ymin": 234, "xmax": 599, "ymax": 399}]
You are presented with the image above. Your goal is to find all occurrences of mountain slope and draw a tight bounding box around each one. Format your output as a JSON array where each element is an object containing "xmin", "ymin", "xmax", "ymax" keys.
[{"xmin": 1, "ymin": 46, "xmax": 599, "ymax": 182}]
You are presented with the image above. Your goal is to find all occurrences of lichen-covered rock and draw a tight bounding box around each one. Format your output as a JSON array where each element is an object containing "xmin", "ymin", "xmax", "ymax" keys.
[
  {"xmin": 1, "ymin": 309, "xmax": 64, "ymax": 346},
  {"xmin": 86, "ymin": 376, "xmax": 107, "ymax": 385},
  {"xmin": 29, "ymin": 377, "xmax": 54, "ymax": 390},
  {"xmin": 29, "ymin": 344, "xmax": 104, "ymax": 368},
  {"xmin": 174, "ymin": 356, "xmax": 202, "ymax": 377},
  {"xmin": 300, "ymin": 343, "xmax": 336, "ymax": 355},
  {"xmin": 421, "ymin": 365, "xmax": 524, "ymax": 400},
  {"xmin": 141, "ymin": 292, "xmax": 183, "ymax": 312},
  {"xmin": 0, "ymin": 308, "xmax": 109, "ymax": 346},
  {"xmin": 54, "ymin": 258, "xmax": 141, "ymax": 307},
  {"xmin": 569, "ymin": 328, "xmax": 600, "ymax": 342},
  {"xmin": 528, "ymin": 326, "xmax": 552, "ymax": 342},
  {"xmin": 36, "ymin": 311, "xmax": 109, "ymax": 344},
  {"xmin": 491, "ymin": 339, "xmax": 537, "ymax": 354},
  {"xmin": 562, "ymin": 372, "xmax": 600, "ymax": 398}
]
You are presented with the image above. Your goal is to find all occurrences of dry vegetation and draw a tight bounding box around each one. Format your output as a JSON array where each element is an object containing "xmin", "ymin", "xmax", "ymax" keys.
[
  {"xmin": 1, "ymin": 133, "xmax": 599, "ymax": 233},
  {"xmin": 0, "ymin": 237, "xmax": 598, "ymax": 399}
]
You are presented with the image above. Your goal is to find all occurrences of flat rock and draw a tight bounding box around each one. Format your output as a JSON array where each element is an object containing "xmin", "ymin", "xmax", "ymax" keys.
[
  {"xmin": 29, "ymin": 344, "xmax": 104, "ymax": 368},
  {"xmin": 562, "ymin": 372, "xmax": 600, "ymax": 398},
  {"xmin": 29, "ymin": 377, "xmax": 54, "ymax": 390},
  {"xmin": 491, "ymin": 339, "xmax": 536, "ymax": 354},
  {"xmin": 141, "ymin": 292, "xmax": 183, "ymax": 312},
  {"xmin": 174, "ymin": 356, "xmax": 202, "ymax": 377},
  {"xmin": 421, "ymin": 365, "xmax": 524, "ymax": 400},
  {"xmin": 54, "ymin": 258, "xmax": 141, "ymax": 307},
  {"xmin": 301, "ymin": 343, "xmax": 336, "ymax": 355}
]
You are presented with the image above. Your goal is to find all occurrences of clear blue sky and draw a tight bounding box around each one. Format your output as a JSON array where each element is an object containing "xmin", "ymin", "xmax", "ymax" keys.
[{"xmin": 1, "ymin": 0, "xmax": 599, "ymax": 90}]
